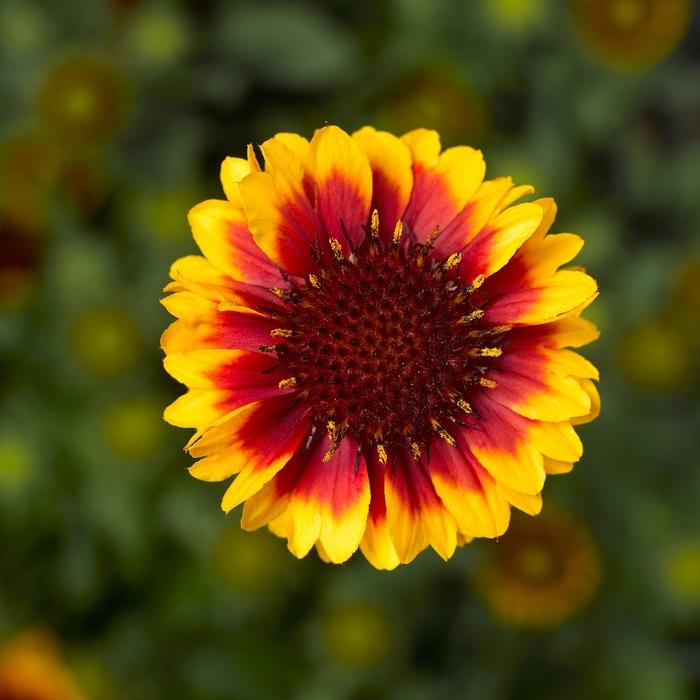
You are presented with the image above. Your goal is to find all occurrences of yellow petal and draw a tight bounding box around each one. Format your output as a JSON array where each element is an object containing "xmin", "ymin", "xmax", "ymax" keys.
[{"xmin": 400, "ymin": 128, "xmax": 441, "ymax": 169}]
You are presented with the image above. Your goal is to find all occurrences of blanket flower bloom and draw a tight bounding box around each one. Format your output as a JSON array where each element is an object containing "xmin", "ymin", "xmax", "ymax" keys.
[{"xmin": 162, "ymin": 125, "xmax": 599, "ymax": 569}]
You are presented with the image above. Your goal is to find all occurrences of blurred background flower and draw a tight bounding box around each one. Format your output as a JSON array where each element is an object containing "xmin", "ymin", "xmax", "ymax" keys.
[
  {"xmin": 475, "ymin": 507, "xmax": 602, "ymax": 628},
  {"xmin": 0, "ymin": 0, "xmax": 698, "ymax": 698},
  {"xmin": 571, "ymin": 0, "xmax": 691, "ymax": 69},
  {"xmin": 0, "ymin": 631, "xmax": 88, "ymax": 700}
]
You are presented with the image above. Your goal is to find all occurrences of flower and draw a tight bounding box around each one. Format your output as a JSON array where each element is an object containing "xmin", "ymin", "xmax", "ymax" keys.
[
  {"xmin": 0, "ymin": 631, "xmax": 87, "ymax": 700},
  {"xmin": 376, "ymin": 66, "xmax": 486, "ymax": 144},
  {"xmin": 475, "ymin": 508, "xmax": 602, "ymax": 627},
  {"xmin": 162, "ymin": 125, "xmax": 599, "ymax": 569},
  {"xmin": 571, "ymin": 0, "xmax": 691, "ymax": 70}
]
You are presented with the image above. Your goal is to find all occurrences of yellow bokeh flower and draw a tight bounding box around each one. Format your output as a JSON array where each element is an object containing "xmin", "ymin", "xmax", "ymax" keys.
[
  {"xmin": 321, "ymin": 601, "xmax": 394, "ymax": 669},
  {"xmin": 618, "ymin": 317, "xmax": 696, "ymax": 392},
  {"xmin": 70, "ymin": 306, "xmax": 142, "ymax": 377},
  {"xmin": 212, "ymin": 524, "xmax": 287, "ymax": 593},
  {"xmin": 664, "ymin": 539, "xmax": 700, "ymax": 605},
  {"xmin": 38, "ymin": 54, "xmax": 129, "ymax": 144},
  {"xmin": 102, "ymin": 396, "xmax": 165, "ymax": 460}
]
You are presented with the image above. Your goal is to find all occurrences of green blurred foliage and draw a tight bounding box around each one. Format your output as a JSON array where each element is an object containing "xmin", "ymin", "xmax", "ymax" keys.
[{"xmin": 0, "ymin": 0, "xmax": 699, "ymax": 698}]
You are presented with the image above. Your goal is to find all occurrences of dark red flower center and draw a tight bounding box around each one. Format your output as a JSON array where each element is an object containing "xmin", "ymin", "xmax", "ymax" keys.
[{"xmin": 269, "ymin": 226, "xmax": 508, "ymax": 458}]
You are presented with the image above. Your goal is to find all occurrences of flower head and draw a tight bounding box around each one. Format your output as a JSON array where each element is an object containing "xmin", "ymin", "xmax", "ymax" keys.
[{"xmin": 162, "ymin": 125, "xmax": 599, "ymax": 569}]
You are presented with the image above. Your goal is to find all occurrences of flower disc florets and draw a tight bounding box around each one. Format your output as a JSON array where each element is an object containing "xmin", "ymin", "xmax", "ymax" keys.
[{"xmin": 271, "ymin": 222, "xmax": 505, "ymax": 457}]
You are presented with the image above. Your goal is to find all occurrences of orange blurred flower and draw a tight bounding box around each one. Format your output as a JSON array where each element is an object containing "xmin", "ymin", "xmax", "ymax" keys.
[
  {"xmin": 572, "ymin": 0, "xmax": 691, "ymax": 70},
  {"xmin": 476, "ymin": 508, "xmax": 602, "ymax": 627},
  {"xmin": 0, "ymin": 631, "xmax": 87, "ymax": 700}
]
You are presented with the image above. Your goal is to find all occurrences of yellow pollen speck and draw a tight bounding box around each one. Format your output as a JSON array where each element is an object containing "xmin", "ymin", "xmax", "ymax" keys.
[
  {"xmin": 329, "ymin": 237, "xmax": 344, "ymax": 262},
  {"xmin": 479, "ymin": 377, "xmax": 498, "ymax": 389},
  {"xmin": 392, "ymin": 220, "xmax": 404, "ymax": 246},
  {"xmin": 459, "ymin": 309, "xmax": 484, "ymax": 324},
  {"xmin": 370, "ymin": 209, "xmax": 379, "ymax": 238},
  {"xmin": 443, "ymin": 252, "xmax": 462, "ymax": 271},
  {"xmin": 278, "ymin": 377, "xmax": 297, "ymax": 389},
  {"xmin": 326, "ymin": 420, "xmax": 337, "ymax": 441},
  {"xmin": 270, "ymin": 287, "xmax": 289, "ymax": 299},
  {"xmin": 426, "ymin": 225, "xmax": 440, "ymax": 247},
  {"xmin": 322, "ymin": 447, "xmax": 336, "ymax": 463},
  {"xmin": 376, "ymin": 443, "xmax": 387, "ymax": 464},
  {"xmin": 456, "ymin": 399, "xmax": 472, "ymax": 413},
  {"xmin": 437, "ymin": 427, "xmax": 456, "ymax": 446},
  {"xmin": 471, "ymin": 347, "xmax": 502, "ymax": 358},
  {"xmin": 308, "ymin": 274, "xmax": 321, "ymax": 289},
  {"xmin": 410, "ymin": 441, "xmax": 422, "ymax": 459},
  {"xmin": 470, "ymin": 274, "xmax": 485, "ymax": 290},
  {"xmin": 271, "ymin": 328, "xmax": 293, "ymax": 338}
]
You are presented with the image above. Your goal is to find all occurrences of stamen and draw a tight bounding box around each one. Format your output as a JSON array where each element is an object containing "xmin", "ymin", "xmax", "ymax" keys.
[
  {"xmin": 329, "ymin": 237, "xmax": 344, "ymax": 263},
  {"xmin": 469, "ymin": 324, "xmax": 512, "ymax": 338},
  {"xmin": 269, "ymin": 287, "xmax": 290, "ymax": 300},
  {"xmin": 326, "ymin": 419, "xmax": 337, "ymax": 442},
  {"xmin": 469, "ymin": 274, "xmax": 485, "ymax": 291},
  {"xmin": 478, "ymin": 377, "xmax": 498, "ymax": 389},
  {"xmin": 426, "ymin": 225, "xmax": 440, "ymax": 247},
  {"xmin": 376, "ymin": 443, "xmax": 388, "ymax": 465},
  {"xmin": 308, "ymin": 274, "xmax": 321, "ymax": 289},
  {"xmin": 431, "ymin": 420, "xmax": 456, "ymax": 446},
  {"xmin": 442, "ymin": 252, "xmax": 462, "ymax": 272},
  {"xmin": 370, "ymin": 209, "xmax": 380, "ymax": 238},
  {"xmin": 458, "ymin": 309, "xmax": 484, "ymax": 325},
  {"xmin": 456, "ymin": 399, "xmax": 472, "ymax": 413},
  {"xmin": 470, "ymin": 347, "xmax": 502, "ymax": 358},
  {"xmin": 410, "ymin": 441, "xmax": 422, "ymax": 459},
  {"xmin": 271, "ymin": 328, "xmax": 293, "ymax": 338},
  {"xmin": 392, "ymin": 220, "xmax": 404, "ymax": 247},
  {"xmin": 417, "ymin": 226, "xmax": 440, "ymax": 268},
  {"xmin": 278, "ymin": 377, "xmax": 298, "ymax": 389}
]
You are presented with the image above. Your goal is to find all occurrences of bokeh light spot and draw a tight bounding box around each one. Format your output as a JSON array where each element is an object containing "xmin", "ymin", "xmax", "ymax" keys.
[
  {"xmin": 322, "ymin": 602, "xmax": 393, "ymax": 669},
  {"xmin": 102, "ymin": 397, "xmax": 165, "ymax": 460},
  {"xmin": 70, "ymin": 306, "xmax": 142, "ymax": 377}
]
